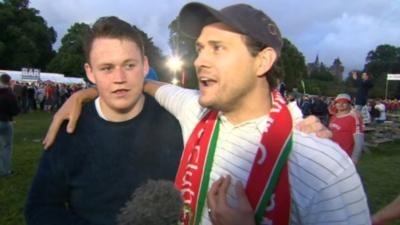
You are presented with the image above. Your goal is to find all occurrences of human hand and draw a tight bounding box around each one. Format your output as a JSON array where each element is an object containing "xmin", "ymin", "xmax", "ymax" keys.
[
  {"xmin": 297, "ymin": 115, "xmax": 332, "ymax": 139},
  {"xmin": 42, "ymin": 88, "xmax": 96, "ymax": 149},
  {"xmin": 207, "ymin": 176, "xmax": 255, "ymax": 225},
  {"xmin": 372, "ymin": 214, "xmax": 387, "ymax": 225}
]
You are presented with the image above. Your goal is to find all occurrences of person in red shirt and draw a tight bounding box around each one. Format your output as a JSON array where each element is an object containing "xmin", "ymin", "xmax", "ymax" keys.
[{"xmin": 329, "ymin": 93, "xmax": 364, "ymax": 164}]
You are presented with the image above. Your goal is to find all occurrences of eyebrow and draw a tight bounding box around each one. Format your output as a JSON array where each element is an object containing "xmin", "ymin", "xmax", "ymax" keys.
[
  {"xmin": 97, "ymin": 59, "xmax": 139, "ymax": 67},
  {"xmin": 195, "ymin": 40, "xmax": 223, "ymax": 48}
]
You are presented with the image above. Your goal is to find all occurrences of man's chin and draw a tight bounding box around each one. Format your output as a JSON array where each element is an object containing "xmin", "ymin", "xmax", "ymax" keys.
[{"xmin": 198, "ymin": 99, "xmax": 219, "ymax": 111}]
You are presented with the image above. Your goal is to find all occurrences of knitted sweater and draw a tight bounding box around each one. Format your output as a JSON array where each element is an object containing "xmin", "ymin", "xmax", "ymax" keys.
[{"xmin": 25, "ymin": 94, "xmax": 183, "ymax": 225}]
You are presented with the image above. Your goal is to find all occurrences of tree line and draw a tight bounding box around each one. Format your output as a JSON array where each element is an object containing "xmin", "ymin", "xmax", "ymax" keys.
[{"xmin": 1, "ymin": 0, "xmax": 399, "ymax": 98}]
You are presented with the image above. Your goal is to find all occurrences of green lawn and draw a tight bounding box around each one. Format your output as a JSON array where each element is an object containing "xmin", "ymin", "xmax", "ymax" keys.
[{"xmin": 1, "ymin": 111, "xmax": 399, "ymax": 225}]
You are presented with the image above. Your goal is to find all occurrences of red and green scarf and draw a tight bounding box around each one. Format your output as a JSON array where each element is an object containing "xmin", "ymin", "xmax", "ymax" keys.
[{"xmin": 175, "ymin": 90, "xmax": 293, "ymax": 225}]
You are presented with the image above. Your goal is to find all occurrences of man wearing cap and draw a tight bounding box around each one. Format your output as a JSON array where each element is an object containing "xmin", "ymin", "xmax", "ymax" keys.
[
  {"xmin": 42, "ymin": 3, "xmax": 370, "ymax": 225},
  {"xmin": 146, "ymin": 4, "xmax": 369, "ymax": 225},
  {"xmin": 329, "ymin": 93, "xmax": 364, "ymax": 164}
]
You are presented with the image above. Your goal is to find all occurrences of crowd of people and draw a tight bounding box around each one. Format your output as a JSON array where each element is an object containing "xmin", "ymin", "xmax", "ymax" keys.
[
  {"xmin": 11, "ymin": 81, "xmax": 84, "ymax": 113},
  {"xmin": 0, "ymin": 2, "xmax": 399, "ymax": 225},
  {"xmin": 295, "ymin": 93, "xmax": 399, "ymax": 126}
]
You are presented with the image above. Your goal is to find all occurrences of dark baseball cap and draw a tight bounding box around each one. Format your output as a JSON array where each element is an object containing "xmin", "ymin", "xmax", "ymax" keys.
[{"xmin": 178, "ymin": 2, "xmax": 283, "ymax": 56}]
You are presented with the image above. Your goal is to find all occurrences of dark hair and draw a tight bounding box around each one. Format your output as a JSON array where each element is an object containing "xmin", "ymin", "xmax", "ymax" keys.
[
  {"xmin": 83, "ymin": 16, "xmax": 145, "ymax": 62},
  {"xmin": 243, "ymin": 36, "xmax": 279, "ymax": 89},
  {"xmin": 0, "ymin": 73, "xmax": 11, "ymax": 85}
]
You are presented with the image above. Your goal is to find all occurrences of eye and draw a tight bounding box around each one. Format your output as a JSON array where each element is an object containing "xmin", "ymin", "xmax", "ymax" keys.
[
  {"xmin": 125, "ymin": 63, "xmax": 136, "ymax": 70},
  {"xmin": 212, "ymin": 44, "xmax": 224, "ymax": 53},
  {"xmin": 195, "ymin": 45, "xmax": 203, "ymax": 54},
  {"xmin": 100, "ymin": 65, "xmax": 112, "ymax": 72}
]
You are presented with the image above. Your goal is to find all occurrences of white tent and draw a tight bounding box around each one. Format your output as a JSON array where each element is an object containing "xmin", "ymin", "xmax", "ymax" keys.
[{"xmin": 0, "ymin": 69, "xmax": 85, "ymax": 85}]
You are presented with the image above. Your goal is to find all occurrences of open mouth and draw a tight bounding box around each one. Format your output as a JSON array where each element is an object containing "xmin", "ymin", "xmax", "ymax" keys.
[{"xmin": 199, "ymin": 77, "xmax": 216, "ymax": 87}]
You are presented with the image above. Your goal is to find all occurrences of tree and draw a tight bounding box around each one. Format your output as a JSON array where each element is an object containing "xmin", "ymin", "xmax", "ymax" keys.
[
  {"xmin": 0, "ymin": 0, "xmax": 56, "ymax": 70},
  {"xmin": 132, "ymin": 25, "xmax": 166, "ymax": 82},
  {"xmin": 364, "ymin": 44, "xmax": 400, "ymax": 98},
  {"xmin": 276, "ymin": 38, "xmax": 308, "ymax": 91},
  {"xmin": 168, "ymin": 18, "xmax": 197, "ymax": 88},
  {"xmin": 47, "ymin": 22, "xmax": 166, "ymax": 79},
  {"xmin": 309, "ymin": 63, "xmax": 334, "ymax": 81},
  {"xmin": 46, "ymin": 23, "xmax": 89, "ymax": 77}
]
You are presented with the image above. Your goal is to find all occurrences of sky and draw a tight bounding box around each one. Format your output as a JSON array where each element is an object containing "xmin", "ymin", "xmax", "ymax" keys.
[{"xmin": 30, "ymin": 0, "xmax": 400, "ymax": 75}]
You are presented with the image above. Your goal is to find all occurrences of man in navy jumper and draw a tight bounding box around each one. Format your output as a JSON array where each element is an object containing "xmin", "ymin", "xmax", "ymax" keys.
[{"xmin": 25, "ymin": 16, "xmax": 183, "ymax": 225}]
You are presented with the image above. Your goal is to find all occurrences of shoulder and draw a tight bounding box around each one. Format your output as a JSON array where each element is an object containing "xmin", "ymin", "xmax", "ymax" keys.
[
  {"xmin": 156, "ymin": 84, "xmax": 200, "ymax": 107},
  {"xmin": 289, "ymin": 130, "xmax": 354, "ymax": 189},
  {"xmin": 143, "ymin": 94, "xmax": 180, "ymax": 123},
  {"xmin": 290, "ymin": 130, "xmax": 351, "ymax": 169}
]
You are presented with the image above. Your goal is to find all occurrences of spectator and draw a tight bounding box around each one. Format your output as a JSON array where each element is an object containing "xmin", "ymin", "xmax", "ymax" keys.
[
  {"xmin": 0, "ymin": 73, "xmax": 19, "ymax": 177},
  {"xmin": 300, "ymin": 94, "xmax": 312, "ymax": 117},
  {"xmin": 329, "ymin": 93, "xmax": 364, "ymax": 164},
  {"xmin": 25, "ymin": 16, "xmax": 183, "ymax": 225},
  {"xmin": 311, "ymin": 95, "xmax": 329, "ymax": 125},
  {"xmin": 352, "ymin": 71, "xmax": 373, "ymax": 124},
  {"xmin": 286, "ymin": 92, "xmax": 303, "ymax": 125},
  {"xmin": 374, "ymin": 99, "xmax": 387, "ymax": 123}
]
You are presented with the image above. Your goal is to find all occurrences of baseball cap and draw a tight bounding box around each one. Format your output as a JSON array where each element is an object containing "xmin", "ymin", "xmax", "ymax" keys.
[
  {"xmin": 335, "ymin": 93, "xmax": 351, "ymax": 103},
  {"xmin": 178, "ymin": 2, "xmax": 283, "ymax": 56}
]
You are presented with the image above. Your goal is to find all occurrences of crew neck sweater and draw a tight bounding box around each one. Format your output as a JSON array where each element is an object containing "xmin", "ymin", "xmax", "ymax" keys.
[{"xmin": 25, "ymin": 94, "xmax": 183, "ymax": 225}]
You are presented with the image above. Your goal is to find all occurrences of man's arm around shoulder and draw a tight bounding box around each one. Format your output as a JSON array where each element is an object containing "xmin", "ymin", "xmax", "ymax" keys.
[{"xmin": 143, "ymin": 79, "xmax": 168, "ymax": 96}]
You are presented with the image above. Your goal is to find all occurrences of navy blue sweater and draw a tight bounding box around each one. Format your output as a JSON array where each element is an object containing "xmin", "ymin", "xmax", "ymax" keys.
[{"xmin": 25, "ymin": 94, "xmax": 183, "ymax": 225}]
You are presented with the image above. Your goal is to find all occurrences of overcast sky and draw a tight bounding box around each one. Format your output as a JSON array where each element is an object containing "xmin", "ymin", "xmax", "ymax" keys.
[{"xmin": 30, "ymin": 0, "xmax": 400, "ymax": 75}]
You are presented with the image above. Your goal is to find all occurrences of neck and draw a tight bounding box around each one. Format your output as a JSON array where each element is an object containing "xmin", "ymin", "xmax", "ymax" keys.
[
  {"xmin": 100, "ymin": 94, "xmax": 145, "ymax": 122},
  {"xmin": 222, "ymin": 82, "xmax": 272, "ymax": 125}
]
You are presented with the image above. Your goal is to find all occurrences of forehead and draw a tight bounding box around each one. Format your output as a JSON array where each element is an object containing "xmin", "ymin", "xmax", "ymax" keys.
[
  {"xmin": 91, "ymin": 37, "xmax": 139, "ymax": 51},
  {"xmin": 89, "ymin": 37, "xmax": 142, "ymax": 61},
  {"xmin": 196, "ymin": 22, "xmax": 246, "ymax": 44}
]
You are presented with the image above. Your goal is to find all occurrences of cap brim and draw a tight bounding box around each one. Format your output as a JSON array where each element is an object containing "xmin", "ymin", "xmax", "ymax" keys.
[
  {"xmin": 178, "ymin": 3, "xmax": 237, "ymax": 39},
  {"xmin": 335, "ymin": 99, "xmax": 351, "ymax": 104}
]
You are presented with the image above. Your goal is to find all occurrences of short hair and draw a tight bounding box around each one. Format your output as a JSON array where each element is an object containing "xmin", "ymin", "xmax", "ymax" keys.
[
  {"xmin": 0, "ymin": 73, "xmax": 11, "ymax": 85},
  {"xmin": 83, "ymin": 16, "xmax": 145, "ymax": 62},
  {"xmin": 243, "ymin": 35, "xmax": 279, "ymax": 89}
]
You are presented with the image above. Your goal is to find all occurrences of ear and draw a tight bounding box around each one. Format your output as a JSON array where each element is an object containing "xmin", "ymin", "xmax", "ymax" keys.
[
  {"xmin": 255, "ymin": 47, "xmax": 277, "ymax": 77},
  {"xmin": 143, "ymin": 56, "xmax": 150, "ymax": 78},
  {"xmin": 84, "ymin": 63, "xmax": 96, "ymax": 84}
]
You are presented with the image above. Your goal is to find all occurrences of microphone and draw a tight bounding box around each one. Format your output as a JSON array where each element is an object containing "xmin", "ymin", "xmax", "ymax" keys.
[{"xmin": 117, "ymin": 180, "xmax": 183, "ymax": 225}]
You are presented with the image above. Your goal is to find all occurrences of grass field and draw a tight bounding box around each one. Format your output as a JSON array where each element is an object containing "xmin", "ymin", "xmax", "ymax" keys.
[{"xmin": 1, "ymin": 111, "xmax": 399, "ymax": 225}]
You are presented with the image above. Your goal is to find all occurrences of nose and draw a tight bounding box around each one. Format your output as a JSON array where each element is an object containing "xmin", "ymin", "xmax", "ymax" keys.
[
  {"xmin": 113, "ymin": 67, "xmax": 127, "ymax": 83},
  {"xmin": 194, "ymin": 50, "xmax": 210, "ymax": 71}
]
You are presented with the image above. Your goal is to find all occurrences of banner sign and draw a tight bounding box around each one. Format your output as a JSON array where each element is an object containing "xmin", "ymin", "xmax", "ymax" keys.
[
  {"xmin": 21, "ymin": 68, "xmax": 40, "ymax": 81},
  {"xmin": 387, "ymin": 74, "xmax": 400, "ymax": 81}
]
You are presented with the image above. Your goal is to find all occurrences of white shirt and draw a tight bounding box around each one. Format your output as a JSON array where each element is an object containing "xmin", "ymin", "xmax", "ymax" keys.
[
  {"xmin": 288, "ymin": 100, "xmax": 303, "ymax": 126},
  {"xmin": 374, "ymin": 103, "xmax": 386, "ymax": 121},
  {"xmin": 155, "ymin": 84, "xmax": 371, "ymax": 225}
]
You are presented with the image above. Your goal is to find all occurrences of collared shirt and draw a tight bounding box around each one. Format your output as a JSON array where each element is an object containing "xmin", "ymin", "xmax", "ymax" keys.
[{"xmin": 156, "ymin": 84, "xmax": 371, "ymax": 225}]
